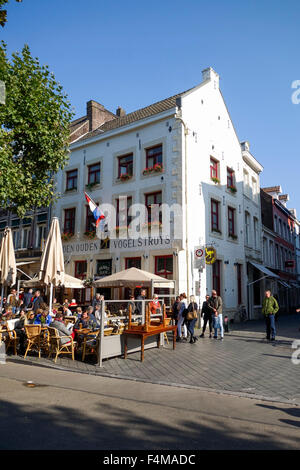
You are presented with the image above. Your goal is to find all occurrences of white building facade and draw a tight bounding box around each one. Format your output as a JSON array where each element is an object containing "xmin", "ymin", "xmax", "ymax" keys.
[{"xmin": 52, "ymin": 68, "xmax": 256, "ymax": 319}]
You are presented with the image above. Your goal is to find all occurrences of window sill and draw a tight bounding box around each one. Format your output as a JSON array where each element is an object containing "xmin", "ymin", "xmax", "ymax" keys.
[
  {"xmin": 226, "ymin": 188, "xmax": 237, "ymax": 196},
  {"xmin": 85, "ymin": 183, "xmax": 101, "ymax": 191},
  {"xmin": 210, "ymin": 230, "xmax": 223, "ymax": 239}
]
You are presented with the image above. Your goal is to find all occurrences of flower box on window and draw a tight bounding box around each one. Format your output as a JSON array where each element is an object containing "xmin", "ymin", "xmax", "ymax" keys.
[
  {"xmin": 211, "ymin": 177, "xmax": 220, "ymax": 185},
  {"xmin": 212, "ymin": 228, "xmax": 222, "ymax": 235},
  {"xmin": 229, "ymin": 233, "xmax": 238, "ymax": 240},
  {"xmin": 119, "ymin": 173, "xmax": 132, "ymax": 182},
  {"xmin": 86, "ymin": 181, "xmax": 98, "ymax": 191},
  {"xmin": 84, "ymin": 230, "xmax": 96, "ymax": 240},
  {"xmin": 143, "ymin": 164, "xmax": 164, "ymax": 175},
  {"xmin": 61, "ymin": 232, "xmax": 74, "ymax": 242},
  {"xmin": 228, "ymin": 185, "xmax": 237, "ymax": 193}
]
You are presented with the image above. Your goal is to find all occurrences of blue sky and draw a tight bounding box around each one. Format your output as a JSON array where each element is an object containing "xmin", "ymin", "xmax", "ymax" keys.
[{"xmin": 2, "ymin": 0, "xmax": 300, "ymax": 214}]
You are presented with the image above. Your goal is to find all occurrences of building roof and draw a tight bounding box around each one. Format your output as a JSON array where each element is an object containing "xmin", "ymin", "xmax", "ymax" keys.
[
  {"xmin": 262, "ymin": 186, "xmax": 281, "ymax": 194},
  {"xmin": 71, "ymin": 88, "xmax": 192, "ymax": 144}
]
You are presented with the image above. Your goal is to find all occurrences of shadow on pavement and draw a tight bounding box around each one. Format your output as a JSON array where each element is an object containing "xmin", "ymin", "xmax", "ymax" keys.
[{"xmin": 0, "ymin": 398, "xmax": 298, "ymax": 450}]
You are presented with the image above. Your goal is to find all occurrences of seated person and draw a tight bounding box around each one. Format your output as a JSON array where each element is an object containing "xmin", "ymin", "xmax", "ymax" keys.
[
  {"xmin": 14, "ymin": 310, "xmax": 27, "ymax": 355},
  {"xmin": 149, "ymin": 294, "xmax": 162, "ymax": 316},
  {"xmin": 50, "ymin": 313, "xmax": 75, "ymax": 343},
  {"xmin": 34, "ymin": 308, "xmax": 52, "ymax": 326},
  {"xmin": 75, "ymin": 307, "xmax": 82, "ymax": 318},
  {"xmin": 74, "ymin": 310, "xmax": 99, "ymax": 331},
  {"xmin": 69, "ymin": 298, "xmax": 77, "ymax": 307},
  {"xmin": 86, "ymin": 306, "xmax": 100, "ymax": 326},
  {"xmin": 25, "ymin": 310, "xmax": 35, "ymax": 325},
  {"xmin": 62, "ymin": 304, "xmax": 72, "ymax": 317}
]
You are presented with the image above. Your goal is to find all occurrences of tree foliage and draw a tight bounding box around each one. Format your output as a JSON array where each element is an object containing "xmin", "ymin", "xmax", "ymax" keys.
[
  {"xmin": 0, "ymin": 42, "xmax": 74, "ymax": 217},
  {"xmin": 0, "ymin": 0, "xmax": 22, "ymax": 27}
]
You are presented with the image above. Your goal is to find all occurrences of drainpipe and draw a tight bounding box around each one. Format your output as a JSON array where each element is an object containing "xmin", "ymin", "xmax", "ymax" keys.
[{"xmin": 175, "ymin": 113, "xmax": 190, "ymax": 300}]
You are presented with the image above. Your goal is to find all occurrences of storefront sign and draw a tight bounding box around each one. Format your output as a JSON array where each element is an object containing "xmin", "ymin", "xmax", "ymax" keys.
[
  {"xmin": 96, "ymin": 259, "xmax": 112, "ymax": 278},
  {"xmin": 63, "ymin": 236, "xmax": 172, "ymax": 256}
]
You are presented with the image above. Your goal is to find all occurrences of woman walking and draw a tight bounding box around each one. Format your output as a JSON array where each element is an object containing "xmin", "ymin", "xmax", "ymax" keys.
[
  {"xmin": 186, "ymin": 296, "xmax": 198, "ymax": 344},
  {"xmin": 176, "ymin": 293, "xmax": 188, "ymax": 342}
]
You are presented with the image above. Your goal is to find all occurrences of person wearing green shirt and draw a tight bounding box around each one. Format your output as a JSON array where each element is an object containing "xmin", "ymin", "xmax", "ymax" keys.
[{"xmin": 262, "ymin": 290, "xmax": 279, "ymax": 341}]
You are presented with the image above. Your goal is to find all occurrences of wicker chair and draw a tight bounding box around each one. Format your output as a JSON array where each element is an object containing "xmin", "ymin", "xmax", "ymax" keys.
[
  {"xmin": 48, "ymin": 326, "xmax": 76, "ymax": 363},
  {"xmin": 82, "ymin": 330, "xmax": 100, "ymax": 361},
  {"xmin": 3, "ymin": 323, "xmax": 18, "ymax": 355},
  {"xmin": 24, "ymin": 325, "xmax": 41, "ymax": 358}
]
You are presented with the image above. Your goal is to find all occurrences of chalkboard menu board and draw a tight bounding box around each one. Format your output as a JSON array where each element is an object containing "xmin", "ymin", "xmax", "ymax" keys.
[{"xmin": 96, "ymin": 259, "xmax": 112, "ymax": 278}]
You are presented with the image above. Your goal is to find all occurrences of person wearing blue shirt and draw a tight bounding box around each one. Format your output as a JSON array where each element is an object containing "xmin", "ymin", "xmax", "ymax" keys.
[{"xmin": 34, "ymin": 309, "xmax": 52, "ymax": 326}]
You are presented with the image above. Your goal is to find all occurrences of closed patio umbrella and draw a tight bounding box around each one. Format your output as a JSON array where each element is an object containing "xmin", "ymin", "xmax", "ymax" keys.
[
  {"xmin": 39, "ymin": 217, "xmax": 65, "ymax": 313},
  {"xmin": 0, "ymin": 227, "xmax": 17, "ymax": 311}
]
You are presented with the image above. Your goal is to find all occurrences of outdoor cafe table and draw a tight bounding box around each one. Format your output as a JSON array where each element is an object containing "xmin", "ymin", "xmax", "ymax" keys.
[{"xmin": 123, "ymin": 324, "xmax": 177, "ymax": 362}]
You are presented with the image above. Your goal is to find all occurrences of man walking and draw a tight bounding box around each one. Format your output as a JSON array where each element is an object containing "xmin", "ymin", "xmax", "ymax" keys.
[
  {"xmin": 262, "ymin": 290, "xmax": 279, "ymax": 341},
  {"xmin": 209, "ymin": 290, "xmax": 224, "ymax": 340}
]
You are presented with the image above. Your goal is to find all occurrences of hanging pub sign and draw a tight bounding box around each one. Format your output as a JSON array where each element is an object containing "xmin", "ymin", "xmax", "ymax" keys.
[
  {"xmin": 205, "ymin": 246, "xmax": 217, "ymax": 265},
  {"xmin": 95, "ymin": 259, "xmax": 112, "ymax": 278}
]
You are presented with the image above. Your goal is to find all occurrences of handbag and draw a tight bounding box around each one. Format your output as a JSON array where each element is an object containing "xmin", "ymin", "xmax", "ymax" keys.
[{"xmin": 187, "ymin": 303, "xmax": 198, "ymax": 320}]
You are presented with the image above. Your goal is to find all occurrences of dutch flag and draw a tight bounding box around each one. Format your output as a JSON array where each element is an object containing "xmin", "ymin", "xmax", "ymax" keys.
[{"xmin": 84, "ymin": 192, "xmax": 105, "ymax": 229}]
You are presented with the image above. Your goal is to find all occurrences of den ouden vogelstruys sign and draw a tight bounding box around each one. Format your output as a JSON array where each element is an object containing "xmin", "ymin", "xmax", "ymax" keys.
[{"xmin": 62, "ymin": 202, "xmax": 183, "ymax": 255}]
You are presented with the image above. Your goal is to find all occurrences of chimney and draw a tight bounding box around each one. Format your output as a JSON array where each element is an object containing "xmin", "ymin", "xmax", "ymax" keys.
[
  {"xmin": 240, "ymin": 141, "xmax": 250, "ymax": 152},
  {"xmin": 202, "ymin": 67, "xmax": 219, "ymax": 89},
  {"xmin": 116, "ymin": 106, "xmax": 126, "ymax": 117},
  {"xmin": 87, "ymin": 100, "xmax": 114, "ymax": 132},
  {"xmin": 278, "ymin": 194, "xmax": 289, "ymax": 207}
]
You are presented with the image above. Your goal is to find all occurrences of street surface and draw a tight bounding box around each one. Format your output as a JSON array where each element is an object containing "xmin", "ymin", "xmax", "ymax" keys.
[
  {"xmin": 0, "ymin": 361, "xmax": 300, "ymax": 450},
  {"xmin": 0, "ymin": 314, "xmax": 300, "ymax": 450}
]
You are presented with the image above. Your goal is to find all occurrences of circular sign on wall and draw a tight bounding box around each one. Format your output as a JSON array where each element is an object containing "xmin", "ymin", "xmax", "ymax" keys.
[
  {"xmin": 195, "ymin": 248, "xmax": 204, "ymax": 258},
  {"xmin": 205, "ymin": 246, "xmax": 217, "ymax": 265}
]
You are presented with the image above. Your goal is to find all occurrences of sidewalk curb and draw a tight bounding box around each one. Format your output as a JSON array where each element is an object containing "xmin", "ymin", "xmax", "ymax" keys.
[{"xmin": 7, "ymin": 356, "xmax": 300, "ymax": 407}]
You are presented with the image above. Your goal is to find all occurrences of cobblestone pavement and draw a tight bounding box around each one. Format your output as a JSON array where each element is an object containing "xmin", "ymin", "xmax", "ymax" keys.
[{"xmin": 7, "ymin": 314, "xmax": 300, "ymax": 405}]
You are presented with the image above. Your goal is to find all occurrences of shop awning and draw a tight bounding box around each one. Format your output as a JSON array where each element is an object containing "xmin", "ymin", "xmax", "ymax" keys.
[
  {"xmin": 249, "ymin": 262, "xmax": 280, "ymax": 279},
  {"xmin": 278, "ymin": 280, "xmax": 291, "ymax": 288}
]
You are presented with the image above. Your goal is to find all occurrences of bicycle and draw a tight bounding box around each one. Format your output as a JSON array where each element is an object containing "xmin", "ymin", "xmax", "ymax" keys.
[{"xmin": 234, "ymin": 304, "xmax": 247, "ymax": 323}]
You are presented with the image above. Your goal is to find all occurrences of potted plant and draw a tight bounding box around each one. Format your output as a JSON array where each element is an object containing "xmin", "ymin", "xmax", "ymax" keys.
[
  {"xmin": 119, "ymin": 173, "xmax": 132, "ymax": 181},
  {"xmin": 84, "ymin": 230, "xmax": 96, "ymax": 239},
  {"xmin": 211, "ymin": 177, "xmax": 220, "ymax": 184},
  {"xmin": 228, "ymin": 185, "xmax": 237, "ymax": 193},
  {"xmin": 86, "ymin": 181, "xmax": 98, "ymax": 191},
  {"xmin": 229, "ymin": 234, "xmax": 238, "ymax": 240},
  {"xmin": 61, "ymin": 232, "xmax": 73, "ymax": 242},
  {"xmin": 143, "ymin": 164, "xmax": 163, "ymax": 175},
  {"xmin": 212, "ymin": 228, "xmax": 222, "ymax": 235}
]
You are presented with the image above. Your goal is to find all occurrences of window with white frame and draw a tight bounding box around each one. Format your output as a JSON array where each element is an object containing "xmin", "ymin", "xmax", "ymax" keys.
[
  {"xmin": 245, "ymin": 211, "xmax": 251, "ymax": 245},
  {"xmin": 22, "ymin": 227, "xmax": 31, "ymax": 249},
  {"xmin": 36, "ymin": 224, "xmax": 47, "ymax": 249},
  {"xmin": 253, "ymin": 217, "xmax": 259, "ymax": 249}
]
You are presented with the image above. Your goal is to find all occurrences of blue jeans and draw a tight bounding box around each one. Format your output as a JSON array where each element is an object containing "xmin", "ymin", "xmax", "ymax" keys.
[
  {"xmin": 213, "ymin": 314, "xmax": 224, "ymax": 338},
  {"xmin": 265, "ymin": 314, "xmax": 276, "ymax": 339}
]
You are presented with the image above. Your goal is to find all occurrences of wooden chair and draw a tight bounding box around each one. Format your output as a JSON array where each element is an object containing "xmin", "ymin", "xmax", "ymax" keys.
[
  {"xmin": 164, "ymin": 317, "xmax": 171, "ymax": 345},
  {"xmin": 82, "ymin": 330, "xmax": 100, "ymax": 361},
  {"xmin": 48, "ymin": 326, "xmax": 76, "ymax": 363},
  {"xmin": 24, "ymin": 324, "xmax": 41, "ymax": 358},
  {"xmin": 3, "ymin": 323, "xmax": 18, "ymax": 355}
]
